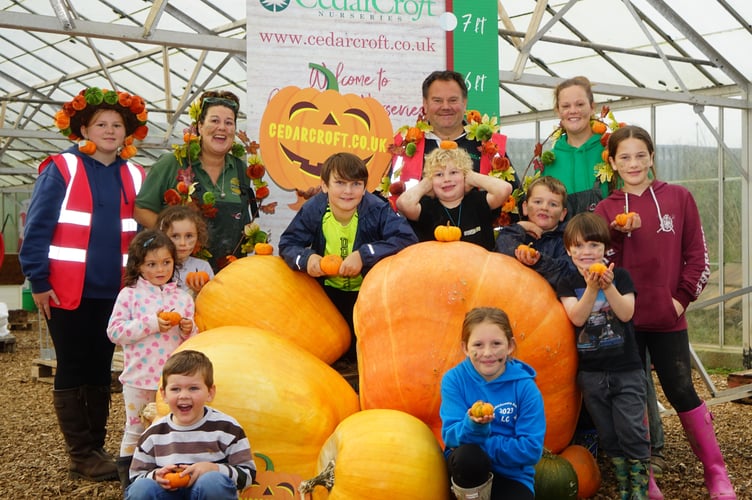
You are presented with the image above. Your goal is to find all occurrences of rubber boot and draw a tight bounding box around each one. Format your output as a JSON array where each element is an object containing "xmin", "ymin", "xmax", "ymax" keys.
[
  {"xmin": 648, "ymin": 466, "xmax": 664, "ymax": 500},
  {"xmin": 116, "ymin": 455, "xmax": 132, "ymax": 493},
  {"xmin": 53, "ymin": 388, "xmax": 118, "ymax": 482},
  {"xmin": 451, "ymin": 472, "xmax": 493, "ymax": 500},
  {"xmin": 85, "ymin": 385, "xmax": 115, "ymax": 462},
  {"xmin": 628, "ymin": 459, "xmax": 660, "ymax": 500},
  {"xmin": 611, "ymin": 457, "xmax": 630, "ymax": 500},
  {"xmin": 678, "ymin": 403, "xmax": 736, "ymax": 500}
]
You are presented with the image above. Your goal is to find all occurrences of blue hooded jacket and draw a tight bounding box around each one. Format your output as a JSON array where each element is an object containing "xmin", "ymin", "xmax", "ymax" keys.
[{"xmin": 440, "ymin": 357, "xmax": 545, "ymax": 494}]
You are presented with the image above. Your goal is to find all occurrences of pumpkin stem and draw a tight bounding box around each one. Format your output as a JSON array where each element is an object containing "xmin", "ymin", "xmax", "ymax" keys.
[
  {"xmin": 299, "ymin": 460, "xmax": 335, "ymax": 497},
  {"xmin": 253, "ymin": 452, "xmax": 274, "ymax": 472},
  {"xmin": 308, "ymin": 63, "xmax": 339, "ymax": 92}
]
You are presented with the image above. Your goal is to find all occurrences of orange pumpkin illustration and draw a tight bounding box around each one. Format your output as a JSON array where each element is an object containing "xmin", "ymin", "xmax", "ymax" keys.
[{"xmin": 260, "ymin": 86, "xmax": 393, "ymax": 193}]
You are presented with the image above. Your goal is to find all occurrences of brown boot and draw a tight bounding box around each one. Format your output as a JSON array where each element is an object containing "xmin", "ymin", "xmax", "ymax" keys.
[
  {"xmin": 84, "ymin": 385, "xmax": 115, "ymax": 461},
  {"xmin": 53, "ymin": 388, "xmax": 118, "ymax": 481},
  {"xmin": 116, "ymin": 456, "xmax": 132, "ymax": 492}
]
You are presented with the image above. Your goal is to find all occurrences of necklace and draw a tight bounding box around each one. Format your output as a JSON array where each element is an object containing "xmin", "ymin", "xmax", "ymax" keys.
[{"xmin": 443, "ymin": 202, "xmax": 462, "ymax": 227}]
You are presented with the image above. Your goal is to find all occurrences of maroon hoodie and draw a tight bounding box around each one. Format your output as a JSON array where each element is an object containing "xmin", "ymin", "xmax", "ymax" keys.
[{"xmin": 595, "ymin": 180, "xmax": 710, "ymax": 332}]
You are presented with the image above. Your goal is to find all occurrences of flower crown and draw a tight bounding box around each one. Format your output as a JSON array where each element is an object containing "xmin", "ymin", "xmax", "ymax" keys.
[
  {"xmin": 518, "ymin": 105, "xmax": 624, "ymax": 201},
  {"xmin": 53, "ymin": 87, "xmax": 149, "ymax": 160},
  {"xmin": 165, "ymin": 94, "xmax": 277, "ymax": 265}
]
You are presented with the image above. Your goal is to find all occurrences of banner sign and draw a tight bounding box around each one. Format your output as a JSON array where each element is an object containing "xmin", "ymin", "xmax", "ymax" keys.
[{"xmin": 450, "ymin": 0, "xmax": 500, "ymax": 116}]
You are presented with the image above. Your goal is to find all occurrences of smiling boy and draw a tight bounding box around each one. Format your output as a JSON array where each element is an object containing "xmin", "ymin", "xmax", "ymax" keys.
[
  {"xmin": 126, "ymin": 350, "xmax": 256, "ymax": 499},
  {"xmin": 494, "ymin": 176, "xmax": 576, "ymax": 287}
]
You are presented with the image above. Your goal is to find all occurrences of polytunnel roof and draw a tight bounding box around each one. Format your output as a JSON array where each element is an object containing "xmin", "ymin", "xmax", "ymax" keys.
[{"xmin": 0, "ymin": 0, "xmax": 749, "ymax": 191}]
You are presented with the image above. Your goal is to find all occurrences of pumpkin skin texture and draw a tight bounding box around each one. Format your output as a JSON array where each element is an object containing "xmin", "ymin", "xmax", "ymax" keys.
[
  {"xmin": 306, "ymin": 409, "xmax": 449, "ymax": 499},
  {"xmin": 353, "ymin": 241, "xmax": 579, "ymax": 453},
  {"xmin": 560, "ymin": 444, "xmax": 602, "ymax": 499},
  {"xmin": 260, "ymin": 87, "xmax": 393, "ymax": 193},
  {"xmin": 155, "ymin": 327, "xmax": 360, "ymax": 477},
  {"xmin": 534, "ymin": 450, "xmax": 579, "ymax": 500},
  {"xmin": 194, "ymin": 256, "xmax": 350, "ymax": 364}
]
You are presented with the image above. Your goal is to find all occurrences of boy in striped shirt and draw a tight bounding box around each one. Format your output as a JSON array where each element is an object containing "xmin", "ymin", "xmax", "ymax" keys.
[{"xmin": 127, "ymin": 350, "xmax": 256, "ymax": 499}]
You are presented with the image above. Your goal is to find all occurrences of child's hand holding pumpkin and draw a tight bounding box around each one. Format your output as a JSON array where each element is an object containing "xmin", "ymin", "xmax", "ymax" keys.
[
  {"xmin": 612, "ymin": 211, "xmax": 641, "ymax": 233},
  {"xmin": 157, "ymin": 311, "xmax": 181, "ymax": 333},
  {"xmin": 185, "ymin": 271, "xmax": 210, "ymax": 293}
]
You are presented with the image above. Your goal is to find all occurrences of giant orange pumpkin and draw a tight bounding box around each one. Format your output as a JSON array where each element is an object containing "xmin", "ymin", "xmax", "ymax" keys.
[
  {"xmin": 301, "ymin": 409, "xmax": 449, "ymax": 499},
  {"xmin": 194, "ymin": 256, "xmax": 350, "ymax": 364},
  {"xmin": 353, "ymin": 241, "xmax": 579, "ymax": 453},
  {"xmin": 259, "ymin": 86, "xmax": 393, "ymax": 193},
  {"xmin": 155, "ymin": 327, "xmax": 360, "ymax": 477}
]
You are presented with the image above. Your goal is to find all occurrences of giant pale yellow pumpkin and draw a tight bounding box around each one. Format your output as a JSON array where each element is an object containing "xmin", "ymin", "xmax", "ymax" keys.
[
  {"xmin": 353, "ymin": 241, "xmax": 579, "ymax": 453},
  {"xmin": 194, "ymin": 256, "xmax": 350, "ymax": 364},
  {"xmin": 155, "ymin": 327, "xmax": 360, "ymax": 477},
  {"xmin": 301, "ymin": 409, "xmax": 449, "ymax": 499}
]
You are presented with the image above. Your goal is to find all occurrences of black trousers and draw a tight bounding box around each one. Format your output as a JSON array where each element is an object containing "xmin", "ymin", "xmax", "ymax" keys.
[{"xmin": 47, "ymin": 298, "xmax": 116, "ymax": 389}]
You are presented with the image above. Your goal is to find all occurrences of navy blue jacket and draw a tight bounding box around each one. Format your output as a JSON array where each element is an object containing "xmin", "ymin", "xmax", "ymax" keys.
[
  {"xmin": 279, "ymin": 191, "xmax": 417, "ymax": 276},
  {"xmin": 494, "ymin": 221, "xmax": 576, "ymax": 289}
]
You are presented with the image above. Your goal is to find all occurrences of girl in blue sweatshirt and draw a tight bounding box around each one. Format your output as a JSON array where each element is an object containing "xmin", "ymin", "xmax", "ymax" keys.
[{"xmin": 440, "ymin": 307, "xmax": 545, "ymax": 500}]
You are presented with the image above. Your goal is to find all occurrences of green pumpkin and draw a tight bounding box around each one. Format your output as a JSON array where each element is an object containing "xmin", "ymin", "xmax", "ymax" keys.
[{"xmin": 534, "ymin": 450, "xmax": 579, "ymax": 500}]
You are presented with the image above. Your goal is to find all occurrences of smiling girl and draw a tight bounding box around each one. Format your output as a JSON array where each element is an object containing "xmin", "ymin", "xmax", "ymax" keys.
[
  {"xmin": 440, "ymin": 307, "xmax": 545, "ymax": 500},
  {"xmin": 595, "ymin": 125, "xmax": 735, "ymax": 499},
  {"xmin": 106, "ymin": 229, "xmax": 197, "ymax": 490}
]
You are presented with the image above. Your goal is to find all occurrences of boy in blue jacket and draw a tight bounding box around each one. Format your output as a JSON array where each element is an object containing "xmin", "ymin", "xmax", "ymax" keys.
[
  {"xmin": 494, "ymin": 175, "xmax": 576, "ymax": 288},
  {"xmin": 279, "ymin": 152, "xmax": 417, "ymax": 363},
  {"xmin": 440, "ymin": 307, "xmax": 545, "ymax": 500}
]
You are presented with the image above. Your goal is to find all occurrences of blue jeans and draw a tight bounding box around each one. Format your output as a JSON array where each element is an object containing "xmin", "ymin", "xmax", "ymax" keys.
[{"xmin": 125, "ymin": 471, "xmax": 237, "ymax": 500}]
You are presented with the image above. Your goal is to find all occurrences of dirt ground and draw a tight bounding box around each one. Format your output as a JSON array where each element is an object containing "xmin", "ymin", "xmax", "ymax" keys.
[{"xmin": 0, "ymin": 318, "xmax": 750, "ymax": 499}]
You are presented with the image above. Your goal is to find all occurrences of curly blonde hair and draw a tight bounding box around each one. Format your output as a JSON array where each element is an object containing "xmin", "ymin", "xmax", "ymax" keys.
[{"xmin": 422, "ymin": 147, "xmax": 473, "ymax": 179}]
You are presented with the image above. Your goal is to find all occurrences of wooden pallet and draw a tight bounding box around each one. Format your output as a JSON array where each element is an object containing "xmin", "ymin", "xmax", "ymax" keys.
[
  {"xmin": 727, "ymin": 369, "xmax": 752, "ymax": 404},
  {"xmin": 0, "ymin": 334, "xmax": 16, "ymax": 353}
]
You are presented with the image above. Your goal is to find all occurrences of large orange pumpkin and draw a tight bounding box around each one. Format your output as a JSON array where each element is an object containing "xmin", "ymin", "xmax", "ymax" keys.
[
  {"xmin": 259, "ymin": 86, "xmax": 393, "ymax": 193},
  {"xmin": 155, "ymin": 327, "xmax": 360, "ymax": 477},
  {"xmin": 560, "ymin": 444, "xmax": 602, "ymax": 499},
  {"xmin": 194, "ymin": 256, "xmax": 350, "ymax": 364},
  {"xmin": 301, "ymin": 409, "xmax": 449, "ymax": 499},
  {"xmin": 353, "ymin": 241, "xmax": 580, "ymax": 453}
]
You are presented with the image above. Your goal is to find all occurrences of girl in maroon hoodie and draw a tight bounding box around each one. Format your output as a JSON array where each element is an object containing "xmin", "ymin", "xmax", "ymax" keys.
[{"xmin": 595, "ymin": 125, "xmax": 735, "ymax": 500}]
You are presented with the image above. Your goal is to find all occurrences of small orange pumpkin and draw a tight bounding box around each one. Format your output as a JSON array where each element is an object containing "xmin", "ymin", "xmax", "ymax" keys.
[
  {"xmin": 164, "ymin": 467, "xmax": 190, "ymax": 488},
  {"xmin": 78, "ymin": 140, "xmax": 96, "ymax": 155},
  {"xmin": 516, "ymin": 243, "xmax": 538, "ymax": 258},
  {"xmin": 601, "ymin": 149, "xmax": 609, "ymax": 162},
  {"xmin": 439, "ymin": 140, "xmax": 458, "ymax": 150},
  {"xmin": 434, "ymin": 223, "xmax": 462, "ymax": 242},
  {"xmin": 588, "ymin": 263, "xmax": 608, "ymax": 275},
  {"xmin": 320, "ymin": 254, "xmax": 343, "ymax": 276},
  {"xmin": 614, "ymin": 212, "xmax": 636, "ymax": 227},
  {"xmin": 158, "ymin": 310, "xmax": 182, "ymax": 326},
  {"xmin": 470, "ymin": 401, "xmax": 494, "ymax": 418},
  {"xmin": 591, "ymin": 120, "xmax": 607, "ymax": 135},
  {"xmin": 255, "ymin": 242, "xmax": 274, "ymax": 255},
  {"xmin": 560, "ymin": 444, "xmax": 602, "ymax": 499}
]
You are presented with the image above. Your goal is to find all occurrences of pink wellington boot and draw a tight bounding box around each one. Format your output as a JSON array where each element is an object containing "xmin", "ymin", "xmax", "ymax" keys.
[
  {"xmin": 648, "ymin": 467, "xmax": 663, "ymax": 500},
  {"xmin": 677, "ymin": 402, "xmax": 736, "ymax": 500}
]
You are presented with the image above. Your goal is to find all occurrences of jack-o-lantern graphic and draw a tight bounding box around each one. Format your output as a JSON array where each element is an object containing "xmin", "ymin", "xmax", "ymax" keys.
[
  {"xmin": 239, "ymin": 453, "xmax": 305, "ymax": 499},
  {"xmin": 260, "ymin": 86, "xmax": 393, "ymax": 193}
]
